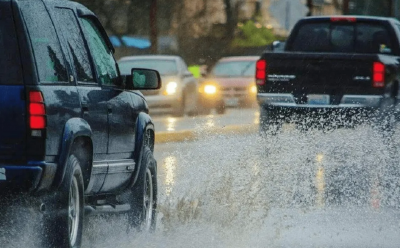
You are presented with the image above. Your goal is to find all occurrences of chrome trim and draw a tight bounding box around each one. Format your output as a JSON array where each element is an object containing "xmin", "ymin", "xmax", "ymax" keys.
[
  {"xmin": 108, "ymin": 159, "xmax": 136, "ymax": 174},
  {"xmin": 257, "ymin": 93, "xmax": 295, "ymax": 104},
  {"xmin": 268, "ymin": 74, "xmax": 296, "ymax": 82},
  {"xmin": 257, "ymin": 93, "xmax": 382, "ymax": 108},
  {"xmin": 340, "ymin": 95, "xmax": 382, "ymax": 107}
]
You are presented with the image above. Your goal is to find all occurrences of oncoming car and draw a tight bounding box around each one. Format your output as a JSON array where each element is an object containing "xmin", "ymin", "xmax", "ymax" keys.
[
  {"xmin": 119, "ymin": 55, "xmax": 198, "ymax": 117},
  {"xmin": 199, "ymin": 56, "xmax": 258, "ymax": 113}
]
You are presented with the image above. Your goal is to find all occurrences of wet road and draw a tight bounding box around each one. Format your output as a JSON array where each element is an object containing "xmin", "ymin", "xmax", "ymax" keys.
[
  {"xmin": 152, "ymin": 108, "xmax": 259, "ymax": 133},
  {"xmin": 82, "ymin": 123, "xmax": 400, "ymax": 247},
  {"xmin": 3, "ymin": 110, "xmax": 400, "ymax": 247}
]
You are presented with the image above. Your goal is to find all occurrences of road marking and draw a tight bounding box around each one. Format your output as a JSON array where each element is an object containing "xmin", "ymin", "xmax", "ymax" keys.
[
  {"xmin": 370, "ymin": 178, "xmax": 381, "ymax": 210},
  {"xmin": 315, "ymin": 154, "xmax": 325, "ymax": 208},
  {"xmin": 163, "ymin": 156, "xmax": 177, "ymax": 196},
  {"xmin": 155, "ymin": 124, "xmax": 258, "ymax": 144}
]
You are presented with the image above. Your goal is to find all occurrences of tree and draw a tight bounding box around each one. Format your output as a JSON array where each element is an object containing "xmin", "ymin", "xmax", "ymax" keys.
[
  {"xmin": 306, "ymin": 0, "xmax": 313, "ymax": 16},
  {"xmin": 74, "ymin": 0, "xmax": 173, "ymax": 37},
  {"xmin": 232, "ymin": 20, "xmax": 276, "ymax": 47}
]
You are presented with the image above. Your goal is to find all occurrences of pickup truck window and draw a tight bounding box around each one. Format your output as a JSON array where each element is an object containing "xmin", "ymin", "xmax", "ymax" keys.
[
  {"xmin": 290, "ymin": 22, "xmax": 394, "ymax": 55},
  {"xmin": 20, "ymin": 2, "xmax": 68, "ymax": 83},
  {"xmin": 81, "ymin": 18, "xmax": 118, "ymax": 87},
  {"xmin": 54, "ymin": 9, "xmax": 94, "ymax": 83}
]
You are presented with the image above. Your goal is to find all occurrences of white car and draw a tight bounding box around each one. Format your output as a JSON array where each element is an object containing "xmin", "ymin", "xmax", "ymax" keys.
[{"xmin": 119, "ymin": 55, "xmax": 198, "ymax": 116}]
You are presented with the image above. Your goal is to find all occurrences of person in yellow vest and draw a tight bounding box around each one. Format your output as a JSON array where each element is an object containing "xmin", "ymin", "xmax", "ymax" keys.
[{"xmin": 188, "ymin": 65, "xmax": 201, "ymax": 78}]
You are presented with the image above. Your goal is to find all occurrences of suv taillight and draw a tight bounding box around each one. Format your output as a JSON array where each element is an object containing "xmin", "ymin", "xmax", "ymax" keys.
[
  {"xmin": 256, "ymin": 59, "xmax": 267, "ymax": 85},
  {"xmin": 372, "ymin": 62, "xmax": 385, "ymax": 88},
  {"xmin": 29, "ymin": 91, "xmax": 46, "ymax": 130}
]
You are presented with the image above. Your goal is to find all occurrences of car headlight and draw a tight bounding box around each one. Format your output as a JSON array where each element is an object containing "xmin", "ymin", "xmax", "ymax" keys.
[
  {"xmin": 165, "ymin": 81, "xmax": 178, "ymax": 95},
  {"xmin": 204, "ymin": 85, "xmax": 217, "ymax": 94},
  {"xmin": 250, "ymin": 85, "xmax": 257, "ymax": 94}
]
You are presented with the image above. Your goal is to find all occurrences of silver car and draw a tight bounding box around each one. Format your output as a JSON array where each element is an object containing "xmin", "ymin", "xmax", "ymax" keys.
[{"xmin": 119, "ymin": 55, "xmax": 198, "ymax": 117}]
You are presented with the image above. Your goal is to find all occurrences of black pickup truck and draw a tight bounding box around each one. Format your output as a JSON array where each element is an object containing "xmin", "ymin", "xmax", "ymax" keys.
[{"xmin": 257, "ymin": 16, "xmax": 400, "ymax": 132}]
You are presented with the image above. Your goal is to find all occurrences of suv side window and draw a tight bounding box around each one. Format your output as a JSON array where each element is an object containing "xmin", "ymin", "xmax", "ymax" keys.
[
  {"xmin": 20, "ymin": 1, "xmax": 68, "ymax": 83},
  {"xmin": 53, "ymin": 8, "xmax": 94, "ymax": 83},
  {"xmin": 80, "ymin": 18, "xmax": 118, "ymax": 86}
]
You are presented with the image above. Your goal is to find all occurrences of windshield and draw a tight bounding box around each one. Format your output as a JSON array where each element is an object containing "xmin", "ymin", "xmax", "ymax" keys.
[
  {"xmin": 289, "ymin": 22, "xmax": 395, "ymax": 54},
  {"xmin": 119, "ymin": 59, "xmax": 178, "ymax": 75},
  {"xmin": 212, "ymin": 61, "xmax": 256, "ymax": 77}
]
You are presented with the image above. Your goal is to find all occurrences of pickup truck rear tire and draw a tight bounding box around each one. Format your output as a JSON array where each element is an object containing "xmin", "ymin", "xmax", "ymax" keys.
[
  {"xmin": 373, "ymin": 98, "xmax": 397, "ymax": 136},
  {"xmin": 259, "ymin": 107, "xmax": 282, "ymax": 135},
  {"xmin": 42, "ymin": 154, "xmax": 84, "ymax": 248},
  {"xmin": 128, "ymin": 146, "xmax": 157, "ymax": 232}
]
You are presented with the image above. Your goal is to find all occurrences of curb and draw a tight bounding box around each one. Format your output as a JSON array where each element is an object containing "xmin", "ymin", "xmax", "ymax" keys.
[{"xmin": 155, "ymin": 124, "xmax": 258, "ymax": 144}]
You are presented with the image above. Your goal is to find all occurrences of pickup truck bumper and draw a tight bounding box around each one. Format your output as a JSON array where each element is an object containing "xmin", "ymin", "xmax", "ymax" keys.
[
  {"xmin": 257, "ymin": 93, "xmax": 382, "ymax": 109},
  {"xmin": 257, "ymin": 93, "xmax": 384, "ymax": 125},
  {"xmin": 0, "ymin": 162, "xmax": 57, "ymax": 193}
]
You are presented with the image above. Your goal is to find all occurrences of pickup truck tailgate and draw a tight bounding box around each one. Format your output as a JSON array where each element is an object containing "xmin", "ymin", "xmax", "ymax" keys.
[{"xmin": 261, "ymin": 53, "xmax": 384, "ymax": 104}]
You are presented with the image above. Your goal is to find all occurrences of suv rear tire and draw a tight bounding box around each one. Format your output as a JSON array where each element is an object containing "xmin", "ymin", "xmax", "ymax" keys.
[{"xmin": 42, "ymin": 154, "xmax": 84, "ymax": 248}]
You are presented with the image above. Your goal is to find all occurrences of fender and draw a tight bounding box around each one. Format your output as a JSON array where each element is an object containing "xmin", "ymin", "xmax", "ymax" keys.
[
  {"xmin": 131, "ymin": 112, "xmax": 154, "ymax": 186},
  {"xmin": 53, "ymin": 118, "xmax": 92, "ymax": 189}
]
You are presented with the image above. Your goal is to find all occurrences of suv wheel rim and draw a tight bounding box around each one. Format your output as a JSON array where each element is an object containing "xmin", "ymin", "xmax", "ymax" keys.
[
  {"xmin": 69, "ymin": 176, "xmax": 80, "ymax": 245},
  {"xmin": 144, "ymin": 168, "xmax": 154, "ymax": 230}
]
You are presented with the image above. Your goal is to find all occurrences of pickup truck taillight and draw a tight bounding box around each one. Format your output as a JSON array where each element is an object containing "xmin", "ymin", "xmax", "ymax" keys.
[
  {"xmin": 372, "ymin": 62, "xmax": 385, "ymax": 88},
  {"xmin": 29, "ymin": 91, "xmax": 46, "ymax": 131},
  {"xmin": 256, "ymin": 59, "xmax": 267, "ymax": 85},
  {"xmin": 330, "ymin": 17, "xmax": 356, "ymax": 22}
]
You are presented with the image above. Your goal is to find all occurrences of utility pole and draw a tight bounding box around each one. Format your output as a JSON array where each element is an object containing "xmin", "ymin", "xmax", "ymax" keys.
[
  {"xmin": 306, "ymin": 0, "xmax": 313, "ymax": 16},
  {"xmin": 390, "ymin": 0, "xmax": 399, "ymax": 17},
  {"xmin": 224, "ymin": 0, "xmax": 235, "ymax": 39},
  {"xmin": 150, "ymin": 0, "xmax": 158, "ymax": 54},
  {"xmin": 343, "ymin": 0, "xmax": 350, "ymax": 15},
  {"xmin": 285, "ymin": 1, "xmax": 290, "ymax": 30},
  {"xmin": 395, "ymin": 0, "xmax": 400, "ymax": 19}
]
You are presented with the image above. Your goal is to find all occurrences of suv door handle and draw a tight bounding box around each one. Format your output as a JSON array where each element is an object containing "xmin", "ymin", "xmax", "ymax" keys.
[{"xmin": 81, "ymin": 103, "xmax": 89, "ymax": 112}]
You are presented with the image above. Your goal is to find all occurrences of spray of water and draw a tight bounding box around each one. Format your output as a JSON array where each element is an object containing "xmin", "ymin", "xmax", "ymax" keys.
[{"xmin": 2, "ymin": 123, "xmax": 400, "ymax": 247}]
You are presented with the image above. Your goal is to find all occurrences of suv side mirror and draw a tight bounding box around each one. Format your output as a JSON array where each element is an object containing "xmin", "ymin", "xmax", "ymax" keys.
[{"xmin": 125, "ymin": 68, "xmax": 162, "ymax": 90}]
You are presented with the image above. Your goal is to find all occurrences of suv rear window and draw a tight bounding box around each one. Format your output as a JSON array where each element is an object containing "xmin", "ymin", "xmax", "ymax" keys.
[
  {"xmin": 0, "ymin": 3, "xmax": 23, "ymax": 85},
  {"xmin": 289, "ymin": 22, "xmax": 395, "ymax": 54},
  {"xmin": 20, "ymin": 1, "xmax": 68, "ymax": 83}
]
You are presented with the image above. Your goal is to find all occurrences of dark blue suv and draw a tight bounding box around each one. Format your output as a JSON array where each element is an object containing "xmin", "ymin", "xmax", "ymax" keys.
[{"xmin": 0, "ymin": 0, "xmax": 161, "ymax": 247}]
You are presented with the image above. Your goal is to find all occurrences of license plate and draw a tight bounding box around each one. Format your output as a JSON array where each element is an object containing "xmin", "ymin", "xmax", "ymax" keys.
[
  {"xmin": 225, "ymin": 98, "xmax": 239, "ymax": 106},
  {"xmin": 307, "ymin": 94, "xmax": 330, "ymax": 105},
  {"xmin": 0, "ymin": 168, "xmax": 6, "ymax": 181}
]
